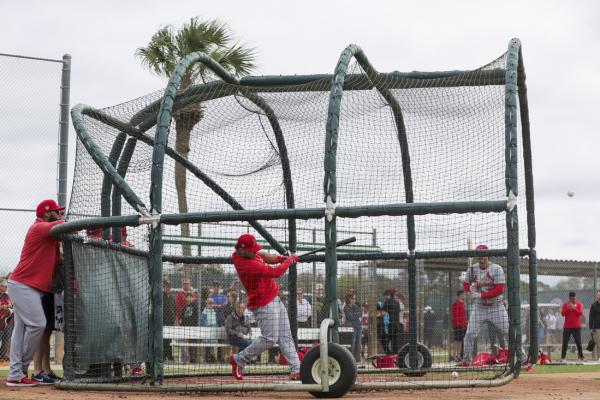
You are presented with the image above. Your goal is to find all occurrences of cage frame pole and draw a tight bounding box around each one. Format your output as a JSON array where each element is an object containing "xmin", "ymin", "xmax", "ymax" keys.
[{"xmin": 505, "ymin": 38, "xmax": 523, "ymax": 375}]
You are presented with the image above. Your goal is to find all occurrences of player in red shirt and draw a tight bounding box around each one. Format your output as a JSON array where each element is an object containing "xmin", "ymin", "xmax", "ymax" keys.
[
  {"xmin": 560, "ymin": 291, "xmax": 584, "ymax": 362},
  {"xmin": 229, "ymin": 234, "xmax": 300, "ymax": 381},
  {"xmin": 6, "ymin": 199, "xmax": 64, "ymax": 387},
  {"xmin": 451, "ymin": 290, "xmax": 467, "ymax": 361}
]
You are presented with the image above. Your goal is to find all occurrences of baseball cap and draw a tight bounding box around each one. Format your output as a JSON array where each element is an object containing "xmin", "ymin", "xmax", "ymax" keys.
[
  {"xmin": 424, "ymin": 305, "xmax": 432, "ymax": 311},
  {"xmin": 569, "ymin": 291, "xmax": 576, "ymax": 297},
  {"xmin": 475, "ymin": 244, "xmax": 489, "ymax": 251},
  {"xmin": 36, "ymin": 199, "xmax": 65, "ymax": 217},
  {"xmin": 236, "ymin": 234, "xmax": 262, "ymax": 252}
]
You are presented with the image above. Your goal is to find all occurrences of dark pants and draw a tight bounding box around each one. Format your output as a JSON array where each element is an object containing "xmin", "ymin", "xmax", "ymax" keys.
[
  {"xmin": 228, "ymin": 335, "xmax": 251, "ymax": 352},
  {"xmin": 389, "ymin": 323, "xmax": 404, "ymax": 354},
  {"xmin": 163, "ymin": 339, "xmax": 173, "ymax": 360},
  {"xmin": 561, "ymin": 328, "xmax": 583, "ymax": 359}
]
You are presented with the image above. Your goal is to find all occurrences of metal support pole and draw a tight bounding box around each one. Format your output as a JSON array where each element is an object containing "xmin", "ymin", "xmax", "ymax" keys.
[
  {"xmin": 594, "ymin": 263, "xmax": 598, "ymax": 293},
  {"xmin": 312, "ymin": 229, "xmax": 317, "ymax": 328},
  {"xmin": 57, "ymin": 54, "xmax": 71, "ymax": 207}
]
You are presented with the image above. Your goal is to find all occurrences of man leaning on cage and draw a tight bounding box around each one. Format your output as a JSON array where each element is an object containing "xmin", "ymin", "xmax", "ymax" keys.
[
  {"xmin": 229, "ymin": 234, "xmax": 300, "ymax": 381},
  {"xmin": 6, "ymin": 199, "xmax": 64, "ymax": 387},
  {"xmin": 460, "ymin": 244, "xmax": 509, "ymax": 366}
]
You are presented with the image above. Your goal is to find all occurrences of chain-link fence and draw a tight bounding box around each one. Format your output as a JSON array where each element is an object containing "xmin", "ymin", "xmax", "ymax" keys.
[
  {"xmin": 0, "ymin": 52, "xmax": 71, "ymax": 364},
  {"xmin": 520, "ymin": 260, "xmax": 599, "ymax": 362}
]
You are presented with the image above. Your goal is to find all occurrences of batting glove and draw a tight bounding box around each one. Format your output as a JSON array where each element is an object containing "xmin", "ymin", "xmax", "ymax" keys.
[{"xmin": 470, "ymin": 292, "xmax": 481, "ymax": 299}]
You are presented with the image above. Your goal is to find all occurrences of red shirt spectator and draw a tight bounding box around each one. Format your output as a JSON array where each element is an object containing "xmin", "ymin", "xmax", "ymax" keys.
[
  {"xmin": 452, "ymin": 298, "xmax": 467, "ymax": 329},
  {"xmin": 175, "ymin": 278, "xmax": 198, "ymax": 323},
  {"xmin": 561, "ymin": 298, "xmax": 583, "ymax": 329}
]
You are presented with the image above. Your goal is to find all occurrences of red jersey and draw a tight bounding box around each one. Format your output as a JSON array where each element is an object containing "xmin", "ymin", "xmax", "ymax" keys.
[
  {"xmin": 10, "ymin": 218, "xmax": 64, "ymax": 292},
  {"xmin": 452, "ymin": 299, "xmax": 467, "ymax": 328},
  {"xmin": 561, "ymin": 300, "xmax": 583, "ymax": 329},
  {"xmin": 232, "ymin": 252, "xmax": 294, "ymax": 310}
]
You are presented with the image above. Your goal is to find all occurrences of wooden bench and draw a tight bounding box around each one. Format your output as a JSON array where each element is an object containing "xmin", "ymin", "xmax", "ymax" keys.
[{"xmin": 164, "ymin": 325, "xmax": 355, "ymax": 355}]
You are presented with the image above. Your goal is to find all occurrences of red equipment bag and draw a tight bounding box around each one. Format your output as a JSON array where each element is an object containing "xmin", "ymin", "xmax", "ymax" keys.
[
  {"xmin": 371, "ymin": 354, "xmax": 398, "ymax": 369},
  {"xmin": 471, "ymin": 352, "xmax": 495, "ymax": 366},
  {"xmin": 496, "ymin": 348, "xmax": 510, "ymax": 364},
  {"xmin": 278, "ymin": 346, "xmax": 311, "ymax": 365}
]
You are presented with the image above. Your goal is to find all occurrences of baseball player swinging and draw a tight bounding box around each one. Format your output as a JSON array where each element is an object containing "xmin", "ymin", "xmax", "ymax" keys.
[
  {"xmin": 229, "ymin": 234, "xmax": 300, "ymax": 381},
  {"xmin": 461, "ymin": 244, "xmax": 508, "ymax": 366}
]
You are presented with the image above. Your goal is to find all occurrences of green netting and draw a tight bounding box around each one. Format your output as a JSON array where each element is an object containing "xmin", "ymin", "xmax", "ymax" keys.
[{"xmin": 56, "ymin": 39, "xmax": 535, "ymax": 394}]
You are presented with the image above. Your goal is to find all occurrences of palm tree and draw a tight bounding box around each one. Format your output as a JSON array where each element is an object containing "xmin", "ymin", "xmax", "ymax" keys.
[{"xmin": 136, "ymin": 17, "xmax": 256, "ymax": 268}]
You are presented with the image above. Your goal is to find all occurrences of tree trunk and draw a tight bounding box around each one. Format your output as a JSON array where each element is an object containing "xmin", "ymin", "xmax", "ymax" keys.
[{"xmin": 175, "ymin": 119, "xmax": 192, "ymax": 278}]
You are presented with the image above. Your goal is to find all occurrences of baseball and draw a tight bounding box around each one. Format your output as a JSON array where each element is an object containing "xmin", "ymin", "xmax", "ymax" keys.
[{"xmin": 451, "ymin": 371, "xmax": 459, "ymax": 378}]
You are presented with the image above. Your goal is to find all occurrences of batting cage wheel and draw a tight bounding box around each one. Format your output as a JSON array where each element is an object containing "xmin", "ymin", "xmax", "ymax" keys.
[
  {"xmin": 397, "ymin": 343, "xmax": 433, "ymax": 377},
  {"xmin": 300, "ymin": 343, "xmax": 357, "ymax": 398}
]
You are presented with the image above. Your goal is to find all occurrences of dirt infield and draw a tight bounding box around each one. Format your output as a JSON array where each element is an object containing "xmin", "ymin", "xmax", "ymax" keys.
[{"xmin": 2, "ymin": 372, "xmax": 600, "ymax": 400}]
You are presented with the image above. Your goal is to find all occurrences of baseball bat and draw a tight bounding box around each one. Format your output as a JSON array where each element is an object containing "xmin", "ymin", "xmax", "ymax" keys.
[{"xmin": 297, "ymin": 236, "xmax": 357, "ymax": 260}]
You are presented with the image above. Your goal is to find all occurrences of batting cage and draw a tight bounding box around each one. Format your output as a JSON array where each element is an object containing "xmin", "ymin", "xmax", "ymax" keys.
[{"xmin": 52, "ymin": 38, "xmax": 537, "ymax": 396}]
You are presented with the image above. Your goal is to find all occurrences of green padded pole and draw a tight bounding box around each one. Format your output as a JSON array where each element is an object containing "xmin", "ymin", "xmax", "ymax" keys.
[
  {"xmin": 323, "ymin": 45, "xmax": 357, "ymax": 342},
  {"xmin": 505, "ymin": 38, "xmax": 523, "ymax": 375}
]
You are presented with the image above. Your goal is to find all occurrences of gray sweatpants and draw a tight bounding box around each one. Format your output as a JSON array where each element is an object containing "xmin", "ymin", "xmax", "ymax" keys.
[
  {"xmin": 463, "ymin": 301, "xmax": 508, "ymax": 363},
  {"xmin": 234, "ymin": 297, "xmax": 300, "ymax": 374},
  {"xmin": 7, "ymin": 280, "xmax": 46, "ymax": 381}
]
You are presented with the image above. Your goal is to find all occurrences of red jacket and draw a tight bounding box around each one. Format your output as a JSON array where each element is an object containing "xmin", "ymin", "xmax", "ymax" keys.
[
  {"xmin": 232, "ymin": 252, "xmax": 294, "ymax": 310},
  {"xmin": 452, "ymin": 299, "xmax": 467, "ymax": 328},
  {"xmin": 561, "ymin": 300, "xmax": 583, "ymax": 329},
  {"xmin": 10, "ymin": 218, "xmax": 64, "ymax": 292},
  {"xmin": 175, "ymin": 290, "xmax": 198, "ymax": 322}
]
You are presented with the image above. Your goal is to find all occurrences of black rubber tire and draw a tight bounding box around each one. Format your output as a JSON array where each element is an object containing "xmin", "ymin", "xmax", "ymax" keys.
[
  {"xmin": 396, "ymin": 343, "xmax": 433, "ymax": 377},
  {"xmin": 300, "ymin": 343, "xmax": 357, "ymax": 398}
]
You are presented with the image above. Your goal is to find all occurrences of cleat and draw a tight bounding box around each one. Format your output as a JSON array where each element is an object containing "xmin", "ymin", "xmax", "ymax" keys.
[
  {"xmin": 289, "ymin": 373, "xmax": 301, "ymax": 381},
  {"xmin": 230, "ymin": 355, "xmax": 243, "ymax": 380},
  {"xmin": 32, "ymin": 372, "xmax": 55, "ymax": 385},
  {"xmin": 6, "ymin": 377, "xmax": 39, "ymax": 387},
  {"xmin": 45, "ymin": 370, "xmax": 62, "ymax": 381}
]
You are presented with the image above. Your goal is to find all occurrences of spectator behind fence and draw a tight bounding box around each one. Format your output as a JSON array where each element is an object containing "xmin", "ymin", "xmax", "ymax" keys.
[
  {"xmin": 423, "ymin": 306, "xmax": 436, "ymax": 348},
  {"xmin": 588, "ymin": 290, "xmax": 600, "ymax": 361},
  {"xmin": 221, "ymin": 291, "xmax": 239, "ymax": 322},
  {"xmin": 210, "ymin": 281, "xmax": 227, "ymax": 309},
  {"xmin": 545, "ymin": 309, "xmax": 558, "ymax": 350},
  {"xmin": 162, "ymin": 278, "xmax": 175, "ymax": 361},
  {"xmin": 376, "ymin": 303, "xmax": 390, "ymax": 354},
  {"xmin": 0, "ymin": 279, "xmax": 14, "ymax": 364},
  {"xmin": 296, "ymin": 288, "xmax": 312, "ymax": 328},
  {"xmin": 344, "ymin": 292, "xmax": 362, "ymax": 362},
  {"xmin": 382, "ymin": 288, "xmax": 403, "ymax": 354},
  {"xmin": 225, "ymin": 302, "xmax": 252, "ymax": 352},
  {"xmin": 175, "ymin": 278, "xmax": 198, "ymax": 363},
  {"xmin": 560, "ymin": 291, "xmax": 584, "ymax": 362},
  {"xmin": 201, "ymin": 298, "xmax": 220, "ymax": 363}
]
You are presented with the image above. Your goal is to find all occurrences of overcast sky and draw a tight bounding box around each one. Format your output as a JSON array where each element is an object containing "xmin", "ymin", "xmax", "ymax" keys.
[{"xmin": 1, "ymin": 0, "xmax": 599, "ymax": 274}]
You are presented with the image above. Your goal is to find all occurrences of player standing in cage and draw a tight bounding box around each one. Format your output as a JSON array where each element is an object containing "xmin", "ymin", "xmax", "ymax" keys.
[
  {"xmin": 461, "ymin": 244, "xmax": 508, "ymax": 366},
  {"xmin": 229, "ymin": 234, "xmax": 300, "ymax": 380},
  {"xmin": 6, "ymin": 199, "xmax": 64, "ymax": 387}
]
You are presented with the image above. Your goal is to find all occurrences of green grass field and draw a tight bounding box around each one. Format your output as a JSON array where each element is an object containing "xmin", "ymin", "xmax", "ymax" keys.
[{"xmin": 529, "ymin": 364, "xmax": 600, "ymax": 374}]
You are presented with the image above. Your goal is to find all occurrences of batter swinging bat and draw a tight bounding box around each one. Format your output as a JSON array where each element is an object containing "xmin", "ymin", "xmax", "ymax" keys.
[{"xmin": 297, "ymin": 236, "xmax": 356, "ymax": 260}]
